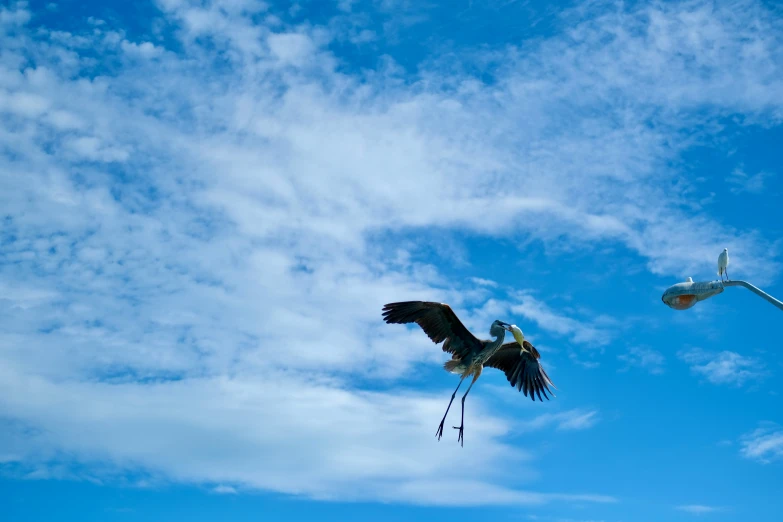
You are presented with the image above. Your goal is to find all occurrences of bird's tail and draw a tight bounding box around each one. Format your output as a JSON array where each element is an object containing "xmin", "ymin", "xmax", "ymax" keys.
[{"xmin": 443, "ymin": 359, "xmax": 462, "ymax": 374}]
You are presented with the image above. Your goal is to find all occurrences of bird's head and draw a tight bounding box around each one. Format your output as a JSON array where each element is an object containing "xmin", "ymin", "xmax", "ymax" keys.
[
  {"xmin": 724, "ymin": 248, "xmax": 728, "ymax": 252},
  {"xmin": 490, "ymin": 320, "xmax": 511, "ymax": 336}
]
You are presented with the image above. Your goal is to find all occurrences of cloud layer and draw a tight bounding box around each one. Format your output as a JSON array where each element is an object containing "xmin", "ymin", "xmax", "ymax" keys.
[{"xmin": 1, "ymin": 0, "xmax": 782, "ymax": 507}]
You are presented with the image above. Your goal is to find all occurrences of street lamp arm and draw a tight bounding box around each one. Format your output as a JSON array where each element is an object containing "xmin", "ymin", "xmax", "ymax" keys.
[{"xmin": 723, "ymin": 280, "xmax": 783, "ymax": 312}]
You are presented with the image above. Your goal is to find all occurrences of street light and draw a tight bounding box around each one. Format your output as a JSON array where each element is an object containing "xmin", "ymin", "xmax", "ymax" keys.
[{"xmin": 662, "ymin": 277, "xmax": 783, "ymax": 312}]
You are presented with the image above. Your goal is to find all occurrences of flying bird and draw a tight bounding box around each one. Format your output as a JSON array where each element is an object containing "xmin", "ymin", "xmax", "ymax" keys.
[
  {"xmin": 718, "ymin": 248, "xmax": 730, "ymax": 282},
  {"xmin": 381, "ymin": 301, "xmax": 556, "ymax": 447}
]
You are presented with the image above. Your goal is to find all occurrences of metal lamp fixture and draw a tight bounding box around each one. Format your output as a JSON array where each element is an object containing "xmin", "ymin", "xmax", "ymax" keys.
[{"xmin": 662, "ymin": 277, "xmax": 783, "ymax": 312}]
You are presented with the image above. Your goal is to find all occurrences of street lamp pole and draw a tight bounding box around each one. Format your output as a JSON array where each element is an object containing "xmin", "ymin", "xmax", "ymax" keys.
[
  {"xmin": 722, "ymin": 280, "xmax": 783, "ymax": 311},
  {"xmin": 662, "ymin": 278, "xmax": 783, "ymax": 312}
]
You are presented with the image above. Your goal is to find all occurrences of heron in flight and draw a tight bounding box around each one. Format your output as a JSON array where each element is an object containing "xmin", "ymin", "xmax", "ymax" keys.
[
  {"xmin": 382, "ymin": 301, "xmax": 556, "ymax": 446},
  {"xmin": 718, "ymin": 248, "xmax": 730, "ymax": 282}
]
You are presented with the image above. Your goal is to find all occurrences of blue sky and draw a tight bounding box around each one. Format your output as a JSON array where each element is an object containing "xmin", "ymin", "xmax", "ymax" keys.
[{"xmin": 1, "ymin": 0, "xmax": 783, "ymax": 521}]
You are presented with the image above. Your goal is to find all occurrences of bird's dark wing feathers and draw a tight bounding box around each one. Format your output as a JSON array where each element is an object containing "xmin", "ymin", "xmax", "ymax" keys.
[
  {"xmin": 381, "ymin": 301, "xmax": 482, "ymax": 359},
  {"xmin": 485, "ymin": 341, "xmax": 556, "ymax": 402}
]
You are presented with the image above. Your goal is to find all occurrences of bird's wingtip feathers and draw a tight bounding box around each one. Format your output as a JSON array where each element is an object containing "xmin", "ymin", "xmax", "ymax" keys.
[{"xmin": 381, "ymin": 301, "xmax": 425, "ymax": 324}]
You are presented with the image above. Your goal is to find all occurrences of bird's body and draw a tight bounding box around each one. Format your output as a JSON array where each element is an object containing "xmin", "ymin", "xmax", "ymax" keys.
[
  {"xmin": 382, "ymin": 301, "xmax": 556, "ymax": 446},
  {"xmin": 718, "ymin": 248, "xmax": 730, "ymax": 281},
  {"xmin": 442, "ymin": 336, "xmax": 507, "ymax": 378}
]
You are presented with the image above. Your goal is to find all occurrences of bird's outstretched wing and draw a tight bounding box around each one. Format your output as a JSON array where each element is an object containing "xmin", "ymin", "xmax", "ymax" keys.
[
  {"xmin": 381, "ymin": 301, "xmax": 482, "ymax": 359},
  {"xmin": 485, "ymin": 341, "xmax": 556, "ymax": 401}
]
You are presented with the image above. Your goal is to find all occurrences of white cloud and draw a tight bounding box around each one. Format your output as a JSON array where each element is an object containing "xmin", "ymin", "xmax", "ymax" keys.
[
  {"xmin": 739, "ymin": 423, "xmax": 783, "ymax": 464},
  {"xmin": 143, "ymin": 0, "xmax": 783, "ymax": 285},
  {"xmin": 212, "ymin": 485, "xmax": 238, "ymax": 494},
  {"xmin": 0, "ymin": 2, "xmax": 31, "ymax": 26},
  {"xmin": 618, "ymin": 347, "xmax": 665, "ymax": 375},
  {"xmin": 0, "ymin": 0, "xmax": 782, "ymax": 507},
  {"xmin": 121, "ymin": 40, "xmax": 164, "ymax": 59},
  {"xmin": 337, "ymin": 0, "xmax": 356, "ymax": 12},
  {"xmin": 678, "ymin": 348, "xmax": 766, "ymax": 387},
  {"xmin": 470, "ymin": 277, "xmax": 498, "ymax": 288},
  {"xmin": 726, "ymin": 166, "xmax": 773, "ymax": 194},
  {"xmin": 518, "ymin": 409, "xmax": 600, "ymax": 432},
  {"xmin": 267, "ymin": 32, "xmax": 316, "ymax": 66},
  {"xmin": 0, "ymin": 91, "xmax": 50, "ymax": 117},
  {"xmin": 46, "ymin": 110, "xmax": 86, "ymax": 130},
  {"xmin": 0, "ymin": 364, "xmax": 614, "ymax": 506},
  {"xmin": 64, "ymin": 136, "xmax": 131, "ymax": 162},
  {"xmin": 676, "ymin": 504, "xmax": 722, "ymax": 514},
  {"xmin": 569, "ymin": 352, "xmax": 601, "ymax": 369},
  {"xmin": 510, "ymin": 294, "xmax": 613, "ymax": 346},
  {"xmin": 49, "ymin": 30, "xmax": 92, "ymax": 48}
]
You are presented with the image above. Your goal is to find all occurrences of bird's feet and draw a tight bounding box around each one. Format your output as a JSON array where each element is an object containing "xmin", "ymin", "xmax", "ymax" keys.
[
  {"xmin": 453, "ymin": 424, "xmax": 464, "ymax": 447},
  {"xmin": 435, "ymin": 419, "xmax": 446, "ymax": 441}
]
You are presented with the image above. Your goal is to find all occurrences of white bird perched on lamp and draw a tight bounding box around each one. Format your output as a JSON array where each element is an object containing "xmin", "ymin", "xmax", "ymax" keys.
[{"xmin": 718, "ymin": 248, "xmax": 730, "ymax": 282}]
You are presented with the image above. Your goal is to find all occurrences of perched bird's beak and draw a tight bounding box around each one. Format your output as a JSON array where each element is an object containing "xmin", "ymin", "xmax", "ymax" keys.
[{"xmin": 498, "ymin": 321, "xmax": 512, "ymax": 330}]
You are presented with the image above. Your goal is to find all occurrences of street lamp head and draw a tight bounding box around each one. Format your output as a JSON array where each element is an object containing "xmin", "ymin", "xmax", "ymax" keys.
[{"xmin": 662, "ymin": 279, "xmax": 724, "ymax": 311}]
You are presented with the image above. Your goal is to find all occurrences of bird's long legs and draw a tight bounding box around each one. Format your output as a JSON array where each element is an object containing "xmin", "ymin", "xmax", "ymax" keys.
[
  {"xmin": 436, "ymin": 375, "xmax": 466, "ymax": 441},
  {"xmin": 453, "ymin": 372, "xmax": 481, "ymax": 447},
  {"xmin": 725, "ymin": 268, "xmax": 730, "ymax": 281}
]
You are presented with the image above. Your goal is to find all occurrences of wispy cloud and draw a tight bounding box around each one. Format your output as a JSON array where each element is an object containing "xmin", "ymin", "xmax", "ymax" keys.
[
  {"xmin": 676, "ymin": 504, "xmax": 722, "ymax": 515},
  {"xmin": 510, "ymin": 294, "xmax": 613, "ymax": 346},
  {"xmin": 677, "ymin": 348, "xmax": 767, "ymax": 387},
  {"xmin": 470, "ymin": 277, "xmax": 499, "ymax": 288},
  {"xmin": 569, "ymin": 352, "xmax": 601, "ymax": 370},
  {"xmin": 739, "ymin": 423, "xmax": 783, "ymax": 464},
  {"xmin": 525, "ymin": 515, "xmax": 608, "ymax": 522},
  {"xmin": 726, "ymin": 166, "xmax": 773, "ymax": 194},
  {"xmin": 518, "ymin": 409, "xmax": 600, "ymax": 432},
  {"xmin": 212, "ymin": 485, "xmax": 238, "ymax": 495},
  {"xmin": 618, "ymin": 347, "xmax": 665, "ymax": 375}
]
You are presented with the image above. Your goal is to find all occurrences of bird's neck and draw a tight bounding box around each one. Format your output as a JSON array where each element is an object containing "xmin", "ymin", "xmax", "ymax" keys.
[{"xmin": 486, "ymin": 331, "xmax": 505, "ymax": 353}]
